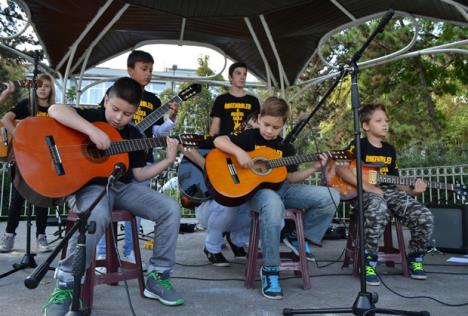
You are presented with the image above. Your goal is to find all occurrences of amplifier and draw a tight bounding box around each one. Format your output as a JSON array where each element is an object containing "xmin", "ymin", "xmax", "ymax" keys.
[{"xmin": 429, "ymin": 204, "xmax": 468, "ymax": 254}]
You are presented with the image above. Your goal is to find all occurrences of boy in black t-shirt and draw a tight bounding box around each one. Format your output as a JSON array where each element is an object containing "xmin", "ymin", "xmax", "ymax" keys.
[
  {"xmin": 209, "ymin": 62, "xmax": 260, "ymax": 136},
  {"xmin": 214, "ymin": 97, "xmax": 340, "ymax": 299},
  {"xmin": 97, "ymin": 50, "xmax": 179, "ymax": 263},
  {"xmin": 0, "ymin": 74, "xmax": 55, "ymax": 253},
  {"xmin": 336, "ymin": 103, "xmax": 434, "ymax": 286},
  {"xmin": 43, "ymin": 77, "xmax": 184, "ymax": 316}
]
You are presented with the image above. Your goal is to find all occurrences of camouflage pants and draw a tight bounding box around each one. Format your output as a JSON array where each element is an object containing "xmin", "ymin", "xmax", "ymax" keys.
[{"xmin": 360, "ymin": 186, "xmax": 433, "ymax": 256}]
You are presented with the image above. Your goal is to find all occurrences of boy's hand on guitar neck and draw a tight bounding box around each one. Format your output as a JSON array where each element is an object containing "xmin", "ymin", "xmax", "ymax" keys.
[
  {"xmin": 165, "ymin": 136, "xmax": 179, "ymax": 163},
  {"xmin": 168, "ymin": 101, "xmax": 178, "ymax": 121}
]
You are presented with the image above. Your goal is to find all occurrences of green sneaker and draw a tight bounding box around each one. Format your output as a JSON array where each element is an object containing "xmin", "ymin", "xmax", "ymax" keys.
[
  {"xmin": 365, "ymin": 254, "xmax": 380, "ymax": 286},
  {"xmin": 408, "ymin": 255, "xmax": 427, "ymax": 280},
  {"xmin": 144, "ymin": 271, "xmax": 184, "ymax": 306},
  {"xmin": 42, "ymin": 287, "xmax": 74, "ymax": 316}
]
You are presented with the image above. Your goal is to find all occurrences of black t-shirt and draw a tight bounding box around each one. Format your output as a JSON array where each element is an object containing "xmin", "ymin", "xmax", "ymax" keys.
[
  {"xmin": 75, "ymin": 108, "xmax": 147, "ymax": 185},
  {"xmin": 100, "ymin": 88, "xmax": 163, "ymax": 138},
  {"xmin": 10, "ymin": 99, "xmax": 49, "ymax": 118},
  {"xmin": 228, "ymin": 128, "xmax": 297, "ymax": 172},
  {"xmin": 210, "ymin": 93, "xmax": 260, "ymax": 136},
  {"xmin": 346, "ymin": 138, "xmax": 398, "ymax": 176}
]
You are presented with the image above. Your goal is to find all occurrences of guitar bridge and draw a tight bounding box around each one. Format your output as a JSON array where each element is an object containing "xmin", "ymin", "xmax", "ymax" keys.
[
  {"xmin": 45, "ymin": 136, "xmax": 65, "ymax": 176},
  {"xmin": 226, "ymin": 158, "xmax": 240, "ymax": 184}
]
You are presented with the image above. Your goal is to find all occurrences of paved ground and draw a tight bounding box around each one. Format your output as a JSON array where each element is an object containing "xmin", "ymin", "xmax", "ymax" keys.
[{"xmin": 1, "ymin": 220, "xmax": 467, "ymax": 316}]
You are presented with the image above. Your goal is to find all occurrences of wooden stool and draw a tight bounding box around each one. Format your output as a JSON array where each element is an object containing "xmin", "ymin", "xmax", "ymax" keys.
[
  {"xmin": 244, "ymin": 208, "xmax": 311, "ymax": 289},
  {"xmin": 342, "ymin": 209, "xmax": 409, "ymax": 277},
  {"xmin": 62, "ymin": 210, "xmax": 145, "ymax": 310}
]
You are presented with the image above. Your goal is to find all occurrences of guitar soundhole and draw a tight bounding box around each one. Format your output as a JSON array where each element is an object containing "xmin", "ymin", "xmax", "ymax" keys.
[
  {"xmin": 85, "ymin": 144, "xmax": 106, "ymax": 162},
  {"xmin": 251, "ymin": 158, "xmax": 271, "ymax": 176}
]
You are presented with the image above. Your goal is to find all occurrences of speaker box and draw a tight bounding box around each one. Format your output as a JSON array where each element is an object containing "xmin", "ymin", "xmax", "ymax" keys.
[{"xmin": 429, "ymin": 204, "xmax": 468, "ymax": 254}]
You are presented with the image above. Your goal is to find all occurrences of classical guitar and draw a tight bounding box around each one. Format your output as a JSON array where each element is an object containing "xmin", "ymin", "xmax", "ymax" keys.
[
  {"xmin": 134, "ymin": 83, "xmax": 201, "ymax": 134},
  {"xmin": 326, "ymin": 160, "xmax": 468, "ymax": 200},
  {"xmin": 0, "ymin": 79, "xmax": 43, "ymax": 94},
  {"xmin": 204, "ymin": 147, "xmax": 350, "ymax": 206},
  {"xmin": 13, "ymin": 116, "xmax": 204, "ymax": 199}
]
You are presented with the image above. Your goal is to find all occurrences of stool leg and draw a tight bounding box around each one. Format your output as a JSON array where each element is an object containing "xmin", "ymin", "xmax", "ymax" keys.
[
  {"xmin": 130, "ymin": 216, "xmax": 146, "ymax": 296},
  {"xmin": 293, "ymin": 212, "xmax": 310, "ymax": 289},
  {"xmin": 244, "ymin": 214, "xmax": 259, "ymax": 289},
  {"xmin": 106, "ymin": 223, "xmax": 119, "ymax": 285},
  {"xmin": 343, "ymin": 214, "xmax": 356, "ymax": 269},
  {"xmin": 396, "ymin": 221, "xmax": 410, "ymax": 277},
  {"xmin": 82, "ymin": 253, "xmax": 96, "ymax": 311},
  {"xmin": 382, "ymin": 223, "xmax": 395, "ymax": 268}
]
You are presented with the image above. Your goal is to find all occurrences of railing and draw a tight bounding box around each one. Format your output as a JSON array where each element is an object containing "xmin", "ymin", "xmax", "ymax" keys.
[{"xmin": 0, "ymin": 163, "xmax": 466, "ymax": 221}]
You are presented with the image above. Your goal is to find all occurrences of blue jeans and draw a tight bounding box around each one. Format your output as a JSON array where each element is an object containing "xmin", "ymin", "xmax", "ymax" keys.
[
  {"xmin": 97, "ymin": 179, "xmax": 149, "ymax": 257},
  {"xmin": 247, "ymin": 182, "xmax": 340, "ymax": 267},
  {"xmin": 59, "ymin": 181, "xmax": 180, "ymax": 280},
  {"xmin": 195, "ymin": 200, "xmax": 251, "ymax": 253}
]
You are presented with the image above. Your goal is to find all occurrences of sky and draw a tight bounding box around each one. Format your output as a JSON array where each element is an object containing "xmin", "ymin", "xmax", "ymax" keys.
[{"xmin": 98, "ymin": 43, "xmax": 258, "ymax": 82}]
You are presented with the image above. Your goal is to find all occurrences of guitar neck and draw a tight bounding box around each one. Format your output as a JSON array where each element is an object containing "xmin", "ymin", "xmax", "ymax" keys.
[
  {"xmin": 136, "ymin": 95, "xmax": 182, "ymax": 133},
  {"xmin": 377, "ymin": 174, "xmax": 454, "ymax": 191},
  {"xmin": 267, "ymin": 152, "xmax": 328, "ymax": 168},
  {"xmin": 105, "ymin": 136, "xmax": 171, "ymax": 155},
  {"xmin": 0, "ymin": 80, "xmax": 36, "ymax": 94}
]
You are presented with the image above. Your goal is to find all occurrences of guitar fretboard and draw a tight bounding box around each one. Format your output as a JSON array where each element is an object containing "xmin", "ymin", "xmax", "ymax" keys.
[
  {"xmin": 267, "ymin": 151, "xmax": 343, "ymax": 168},
  {"xmin": 104, "ymin": 136, "xmax": 170, "ymax": 155},
  {"xmin": 377, "ymin": 174, "xmax": 454, "ymax": 190},
  {"xmin": 136, "ymin": 95, "xmax": 182, "ymax": 133}
]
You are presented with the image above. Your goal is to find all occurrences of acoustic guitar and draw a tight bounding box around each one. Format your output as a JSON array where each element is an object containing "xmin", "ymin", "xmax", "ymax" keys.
[
  {"xmin": 0, "ymin": 79, "xmax": 43, "ymax": 94},
  {"xmin": 204, "ymin": 147, "xmax": 350, "ymax": 206},
  {"xmin": 326, "ymin": 160, "xmax": 468, "ymax": 200},
  {"xmin": 0, "ymin": 121, "xmax": 17, "ymax": 162},
  {"xmin": 134, "ymin": 83, "xmax": 201, "ymax": 135},
  {"xmin": 13, "ymin": 116, "xmax": 204, "ymax": 199}
]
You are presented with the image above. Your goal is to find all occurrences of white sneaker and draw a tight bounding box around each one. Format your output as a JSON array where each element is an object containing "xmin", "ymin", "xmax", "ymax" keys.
[
  {"xmin": 0, "ymin": 233, "xmax": 15, "ymax": 253},
  {"xmin": 122, "ymin": 250, "xmax": 136, "ymax": 263},
  {"xmin": 36, "ymin": 234, "xmax": 52, "ymax": 253},
  {"xmin": 95, "ymin": 254, "xmax": 107, "ymax": 274}
]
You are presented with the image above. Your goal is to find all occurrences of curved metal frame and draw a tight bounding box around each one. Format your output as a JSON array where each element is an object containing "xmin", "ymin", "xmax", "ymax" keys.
[{"xmin": 0, "ymin": 0, "xmax": 30, "ymax": 40}]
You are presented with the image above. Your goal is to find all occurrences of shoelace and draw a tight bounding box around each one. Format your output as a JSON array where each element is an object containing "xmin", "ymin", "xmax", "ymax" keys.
[
  {"xmin": 148, "ymin": 271, "xmax": 173, "ymax": 290},
  {"xmin": 263, "ymin": 271, "xmax": 281, "ymax": 292},
  {"xmin": 411, "ymin": 261, "xmax": 424, "ymax": 271},
  {"xmin": 366, "ymin": 265, "xmax": 377, "ymax": 276},
  {"xmin": 43, "ymin": 288, "xmax": 73, "ymax": 310}
]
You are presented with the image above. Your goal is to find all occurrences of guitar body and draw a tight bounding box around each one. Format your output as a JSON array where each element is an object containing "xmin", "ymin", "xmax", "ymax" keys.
[
  {"xmin": 205, "ymin": 147, "xmax": 287, "ymax": 206},
  {"xmin": 326, "ymin": 160, "xmax": 382, "ymax": 200},
  {"xmin": 178, "ymin": 148, "xmax": 211, "ymax": 208},
  {"xmin": 13, "ymin": 117, "xmax": 129, "ymax": 198}
]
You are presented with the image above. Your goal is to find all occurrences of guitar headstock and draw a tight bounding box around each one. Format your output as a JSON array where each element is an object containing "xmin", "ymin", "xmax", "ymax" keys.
[
  {"xmin": 176, "ymin": 134, "xmax": 207, "ymax": 149},
  {"xmin": 454, "ymin": 182, "xmax": 468, "ymax": 201},
  {"xmin": 324, "ymin": 150, "xmax": 353, "ymax": 162},
  {"xmin": 18, "ymin": 79, "xmax": 43, "ymax": 89},
  {"xmin": 178, "ymin": 83, "xmax": 202, "ymax": 101}
]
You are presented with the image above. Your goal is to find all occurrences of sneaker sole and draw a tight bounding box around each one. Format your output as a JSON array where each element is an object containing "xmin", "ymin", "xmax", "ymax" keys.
[
  {"xmin": 143, "ymin": 289, "xmax": 184, "ymax": 306},
  {"xmin": 410, "ymin": 274, "xmax": 427, "ymax": 280},
  {"xmin": 366, "ymin": 280, "xmax": 381, "ymax": 286},
  {"xmin": 211, "ymin": 262, "xmax": 231, "ymax": 267}
]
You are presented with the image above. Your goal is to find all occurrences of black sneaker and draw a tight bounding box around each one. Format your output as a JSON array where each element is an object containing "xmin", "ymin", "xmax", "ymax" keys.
[
  {"xmin": 42, "ymin": 287, "xmax": 75, "ymax": 316},
  {"xmin": 260, "ymin": 265, "xmax": 283, "ymax": 300},
  {"xmin": 408, "ymin": 254, "xmax": 427, "ymax": 280},
  {"xmin": 225, "ymin": 232, "xmax": 247, "ymax": 258},
  {"xmin": 203, "ymin": 247, "xmax": 230, "ymax": 267}
]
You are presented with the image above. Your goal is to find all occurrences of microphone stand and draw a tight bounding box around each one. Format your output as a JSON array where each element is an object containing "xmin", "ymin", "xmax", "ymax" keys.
[
  {"xmin": 282, "ymin": 10, "xmax": 430, "ymax": 316},
  {"xmin": 24, "ymin": 163, "xmax": 126, "ymax": 315},
  {"xmin": 0, "ymin": 51, "xmax": 40, "ymax": 279}
]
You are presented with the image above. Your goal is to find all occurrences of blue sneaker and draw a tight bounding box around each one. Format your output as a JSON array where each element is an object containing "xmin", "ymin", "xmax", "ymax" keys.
[
  {"xmin": 408, "ymin": 254, "xmax": 427, "ymax": 280},
  {"xmin": 283, "ymin": 234, "xmax": 315, "ymax": 262},
  {"xmin": 365, "ymin": 254, "xmax": 380, "ymax": 286},
  {"xmin": 260, "ymin": 266, "xmax": 283, "ymax": 300}
]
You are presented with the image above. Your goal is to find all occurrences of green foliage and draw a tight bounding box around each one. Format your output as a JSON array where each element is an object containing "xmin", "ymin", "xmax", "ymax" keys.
[
  {"xmin": 286, "ymin": 18, "xmax": 467, "ymax": 167},
  {"xmin": 0, "ymin": 57, "xmax": 28, "ymax": 115}
]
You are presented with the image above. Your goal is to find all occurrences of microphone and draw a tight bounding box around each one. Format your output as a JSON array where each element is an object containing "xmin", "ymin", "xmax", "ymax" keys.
[
  {"xmin": 108, "ymin": 162, "xmax": 127, "ymax": 185},
  {"xmin": 375, "ymin": 9, "xmax": 395, "ymax": 34}
]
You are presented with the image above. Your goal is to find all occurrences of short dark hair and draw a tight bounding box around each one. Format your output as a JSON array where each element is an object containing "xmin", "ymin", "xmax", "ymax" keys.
[
  {"xmin": 228, "ymin": 62, "xmax": 247, "ymax": 78},
  {"xmin": 108, "ymin": 77, "xmax": 142, "ymax": 106},
  {"xmin": 260, "ymin": 96, "xmax": 289, "ymax": 122},
  {"xmin": 359, "ymin": 103, "xmax": 388, "ymax": 127},
  {"xmin": 127, "ymin": 50, "xmax": 154, "ymax": 68}
]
